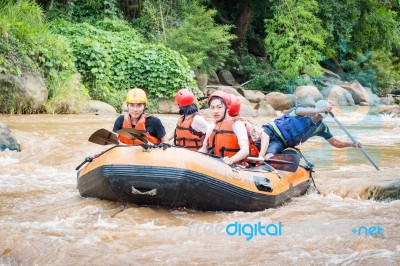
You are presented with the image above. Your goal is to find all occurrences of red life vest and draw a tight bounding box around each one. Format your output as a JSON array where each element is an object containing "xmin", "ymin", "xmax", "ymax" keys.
[
  {"xmin": 174, "ymin": 113, "xmax": 205, "ymax": 151},
  {"xmin": 119, "ymin": 114, "xmax": 161, "ymax": 145}
]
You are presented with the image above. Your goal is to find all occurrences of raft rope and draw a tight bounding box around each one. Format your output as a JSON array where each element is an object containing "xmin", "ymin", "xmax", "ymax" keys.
[
  {"xmin": 141, "ymin": 142, "xmax": 172, "ymax": 151},
  {"xmin": 291, "ymin": 147, "xmax": 320, "ymax": 194}
]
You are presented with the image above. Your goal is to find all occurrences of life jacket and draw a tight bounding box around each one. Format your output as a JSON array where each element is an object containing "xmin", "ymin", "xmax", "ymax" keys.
[
  {"xmin": 174, "ymin": 113, "xmax": 205, "ymax": 151},
  {"xmin": 273, "ymin": 107, "xmax": 322, "ymax": 147},
  {"xmin": 119, "ymin": 114, "xmax": 162, "ymax": 145},
  {"xmin": 234, "ymin": 117, "xmax": 260, "ymax": 158},
  {"xmin": 207, "ymin": 117, "xmax": 249, "ymax": 166}
]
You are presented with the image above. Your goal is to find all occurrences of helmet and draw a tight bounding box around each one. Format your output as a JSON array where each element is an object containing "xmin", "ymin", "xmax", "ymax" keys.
[
  {"xmin": 315, "ymin": 100, "xmax": 329, "ymax": 118},
  {"xmin": 126, "ymin": 88, "xmax": 148, "ymax": 105},
  {"xmin": 228, "ymin": 94, "xmax": 241, "ymax": 117},
  {"xmin": 175, "ymin": 89, "xmax": 195, "ymax": 107},
  {"xmin": 208, "ymin": 90, "xmax": 231, "ymax": 110}
]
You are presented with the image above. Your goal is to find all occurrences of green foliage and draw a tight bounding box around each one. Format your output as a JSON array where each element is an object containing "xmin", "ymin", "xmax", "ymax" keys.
[
  {"xmin": 0, "ymin": 0, "xmax": 86, "ymax": 114},
  {"xmin": 130, "ymin": 0, "xmax": 200, "ymax": 42},
  {"xmin": 237, "ymin": 55, "xmax": 286, "ymax": 93},
  {"xmin": 265, "ymin": 0, "xmax": 327, "ymax": 79},
  {"xmin": 342, "ymin": 50, "xmax": 400, "ymax": 95},
  {"xmin": 45, "ymin": 0, "xmax": 122, "ymax": 22},
  {"xmin": 317, "ymin": 0, "xmax": 360, "ymax": 58},
  {"xmin": 0, "ymin": 76, "xmax": 29, "ymax": 114},
  {"xmin": 351, "ymin": 1, "xmax": 398, "ymax": 53},
  {"xmin": 44, "ymin": 74, "xmax": 91, "ymax": 114},
  {"xmin": 317, "ymin": 0, "xmax": 399, "ymax": 95},
  {"xmin": 52, "ymin": 20, "xmax": 195, "ymax": 110},
  {"xmin": 165, "ymin": 5, "xmax": 236, "ymax": 74}
]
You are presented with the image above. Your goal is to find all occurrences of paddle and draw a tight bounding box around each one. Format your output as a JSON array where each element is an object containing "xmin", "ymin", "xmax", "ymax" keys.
[
  {"xmin": 117, "ymin": 128, "xmax": 148, "ymax": 144},
  {"xmin": 88, "ymin": 128, "xmax": 119, "ymax": 145},
  {"xmin": 247, "ymin": 153, "xmax": 301, "ymax": 172},
  {"xmin": 76, "ymin": 129, "xmax": 119, "ymax": 170},
  {"xmin": 328, "ymin": 112, "xmax": 380, "ymax": 171}
]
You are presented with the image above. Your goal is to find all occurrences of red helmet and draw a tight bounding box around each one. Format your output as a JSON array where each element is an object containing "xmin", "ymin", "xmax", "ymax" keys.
[
  {"xmin": 208, "ymin": 90, "xmax": 231, "ymax": 110},
  {"xmin": 228, "ymin": 94, "xmax": 241, "ymax": 117},
  {"xmin": 175, "ymin": 89, "xmax": 195, "ymax": 107}
]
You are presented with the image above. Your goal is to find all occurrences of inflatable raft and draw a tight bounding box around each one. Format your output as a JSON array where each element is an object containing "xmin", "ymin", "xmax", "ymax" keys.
[{"xmin": 77, "ymin": 144, "xmax": 312, "ymax": 212}]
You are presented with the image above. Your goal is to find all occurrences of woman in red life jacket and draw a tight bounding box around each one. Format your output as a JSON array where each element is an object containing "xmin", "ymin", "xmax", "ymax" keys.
[
  {"xmin": 228, "ymin": 94, "xmax": 270, "ymax": 160},
  {"xmin": 113, "ymin": 88, "xmax": 168, "ymax": 144},
  {"xmin": 198, "ymin": 90, "xmax": 249, "ymax": 165},
  {"xmin": 167, "ymin": 89, "xmax": 209, "ymax": 150}
]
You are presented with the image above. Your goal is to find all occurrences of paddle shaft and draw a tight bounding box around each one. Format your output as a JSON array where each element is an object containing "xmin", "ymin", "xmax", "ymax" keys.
[
  {"xmin": 329, "ymin": 112, "xmax": 380, "ymax": 170},
  {"xmin": 247, "ymin": 157, "xmax": 294, "ymax": 164}
]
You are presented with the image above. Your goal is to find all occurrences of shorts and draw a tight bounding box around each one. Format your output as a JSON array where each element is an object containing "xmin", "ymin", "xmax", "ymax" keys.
[{"xmin": 256, "ymin": 125, "xmax": 286, "ymax": 155}]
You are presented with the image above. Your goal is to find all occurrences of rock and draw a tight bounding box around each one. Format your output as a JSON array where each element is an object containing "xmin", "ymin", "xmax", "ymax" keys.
[
  {"xmin": 321, "ymin": 67, "xmax": 341, "ymax": 80},
  {"xmin": 338, "ymin": 80, "xmax": 375, "ymax": 105},
  {"xmin": 237, "ymin": 88, "xmax": 265, "ymax": 103},
  {"xmin": 238, "ymin": 105, "xmax": 257, "ymax": 117},
  {"xmin": 19, "ymin": 73, "xmax": 48, "ymax": 110},
  {"xmin": 320, "ymin": 85, "xmax": 355, "ymax": 106},
  {"xmin": 264, "ymin": 92, "xmax": 297, "ymax": 111},
  {"xmin": 199, "ymin": 108, "xmax": 211, "ymax": 117},
  {"xmin": 379, "ymin": 105, "xmax": 400, "ymax": 117},
  {"xmin": 255, "ymin": 102, "xmax": 276, "ymax": 116},
  {"xmin": 81, "ymin": 100, "xmax": 117, "ymax": 115},
  {"xmin": 195, "ymin": 72, "xmax": 208, "ymax": 94},
  {"xmin": 218, "ymin": 70, "xmax": 238, "ymax": 86},
  {"xmin": 0, "ymin": 72, "xmax": 48, "ymax": 113},
  {"xmin": 207, "ymin": 85, "xmax": 241, "ymax": 96},
  {"xmin": 294, "ymin": 85, "xmax": 323, "ymax": 104},
  {"xmin": 0, "ymin": 123, "xmax": 20, "ymax": 152},
  {"xmin": 157, "ymin": 98, "xmax": 179, "ymax": 114},
  {"xmin": 380, "ymin": 97, "xmax": 394, "ymax": 105},
  {"xmin": 390, "ymin": 89, "xmax": 400, "ymax": 95},
  {"xmin": 296, "ymin": 96, "xmax": 316, "ymax": 106},
  {"xmin": 207, "ymin": 71, "xmax": 220, "ymax": 85}
]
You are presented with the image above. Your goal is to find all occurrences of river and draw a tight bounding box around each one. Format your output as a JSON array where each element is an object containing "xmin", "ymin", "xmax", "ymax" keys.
[{"xmin": 1, "ymin": 108, "xmax": 399, "ymax": 265}]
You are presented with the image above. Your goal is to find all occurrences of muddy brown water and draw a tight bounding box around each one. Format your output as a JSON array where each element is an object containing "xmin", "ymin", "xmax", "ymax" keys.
[{"xmin": 1, "ymin": 109, "xmax": 399, "ymax": 265}]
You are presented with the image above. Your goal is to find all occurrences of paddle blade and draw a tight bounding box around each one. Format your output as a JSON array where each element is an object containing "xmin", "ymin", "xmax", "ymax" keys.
[
  {"xmin": 117, "ymin": 128, "xmax": 148, "ymax": 144},
  {"xmin": 88, "ymin": 129, "xmax": 119, "ymax": 145},
  {"xmin": 247, "ymin": 154, "xmax": 300, "ymax": 172},
  {"xmin": 267, "ymin": 153, "xmax": 300, "ymax": 172}
]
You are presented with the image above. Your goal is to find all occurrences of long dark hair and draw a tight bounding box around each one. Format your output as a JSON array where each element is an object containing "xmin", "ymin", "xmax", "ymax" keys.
[{"xmin": 179, "ymin": 104, "xmax": 199, "ymax": 116}]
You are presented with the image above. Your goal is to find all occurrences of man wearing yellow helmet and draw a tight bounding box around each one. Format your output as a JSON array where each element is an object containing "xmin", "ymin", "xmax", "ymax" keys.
[{"xmin": 113, "ymin": 88, "xmax": 167, "ymax": 144}]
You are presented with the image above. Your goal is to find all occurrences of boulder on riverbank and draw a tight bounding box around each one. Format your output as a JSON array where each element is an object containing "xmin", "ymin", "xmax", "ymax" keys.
[
  {"xmin": 81, "ymin": 100, "xmax": 117, "ymax": 115},
  {"xmin": 0, "ymin": 123, "xmax": 20, "ymax": 152}
]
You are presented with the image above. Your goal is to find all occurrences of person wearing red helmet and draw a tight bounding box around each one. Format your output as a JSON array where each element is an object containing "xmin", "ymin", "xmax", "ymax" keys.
[
  {"xmin": 167, "ymin": 88, "xmax": 209, "ymax": 150},
  {"xmin": 228, "ymin": 94, "xmax": 270, "ymax": 160},
  {"xmin": 198, "ymin": 90, "xmax": 249, "ymax": 165}
]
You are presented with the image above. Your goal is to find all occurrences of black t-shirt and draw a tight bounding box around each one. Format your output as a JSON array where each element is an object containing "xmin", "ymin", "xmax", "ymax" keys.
[{"xmin": 113, "ymin": 114, "xmax": 166, "ymax": 139}]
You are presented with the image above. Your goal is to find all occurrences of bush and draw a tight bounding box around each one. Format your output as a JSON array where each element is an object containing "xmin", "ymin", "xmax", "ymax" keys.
[
  {"xmin": 0, "ymin": 0, "xmax": 87, "ymax": 114},
  {"xmin": 52, "ymin": 20, "xmax": 195, "ymax": 110},
  {"xmin": 165, "ymin": 6, "xmax": 236, "ymax": 74}
]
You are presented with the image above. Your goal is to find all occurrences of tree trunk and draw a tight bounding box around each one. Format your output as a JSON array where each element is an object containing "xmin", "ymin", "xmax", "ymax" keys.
[{"xmin": 234, "ymin": 5, "xmax": 252, "ymax": 41}]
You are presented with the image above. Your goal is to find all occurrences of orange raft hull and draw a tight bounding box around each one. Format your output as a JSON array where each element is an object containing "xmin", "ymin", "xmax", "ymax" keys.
[{"xmin": 77, "ymin": 146, "xmax": 312, "ymax": 211}]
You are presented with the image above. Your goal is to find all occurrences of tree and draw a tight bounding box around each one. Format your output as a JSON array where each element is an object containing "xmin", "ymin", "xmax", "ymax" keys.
[
  {"xmin": 165, "ymin": 5, "xmax": 236, "ymax": 74},
  {"xmin": 265, "ymin": 0, "xmax": 327, "ymax": 79}
]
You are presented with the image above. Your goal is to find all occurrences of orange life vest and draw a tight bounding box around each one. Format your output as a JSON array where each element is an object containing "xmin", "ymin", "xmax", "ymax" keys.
[
  {"xmin": 174, "ymin": 113, "xmax": 205, "ymax": 151},
  {"xmin": 207, "ymin": 117, "xmax": 239, "ymax": 158},
  {"xmin": 119, "ymin": 114, "xmax": 161, "ymax": 145}
]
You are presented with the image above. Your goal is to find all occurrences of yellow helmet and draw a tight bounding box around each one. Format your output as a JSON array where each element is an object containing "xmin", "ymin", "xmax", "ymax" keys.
[{"xmin": 125, "ymin": 88, "xmax": 148, "ymax": 105}]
